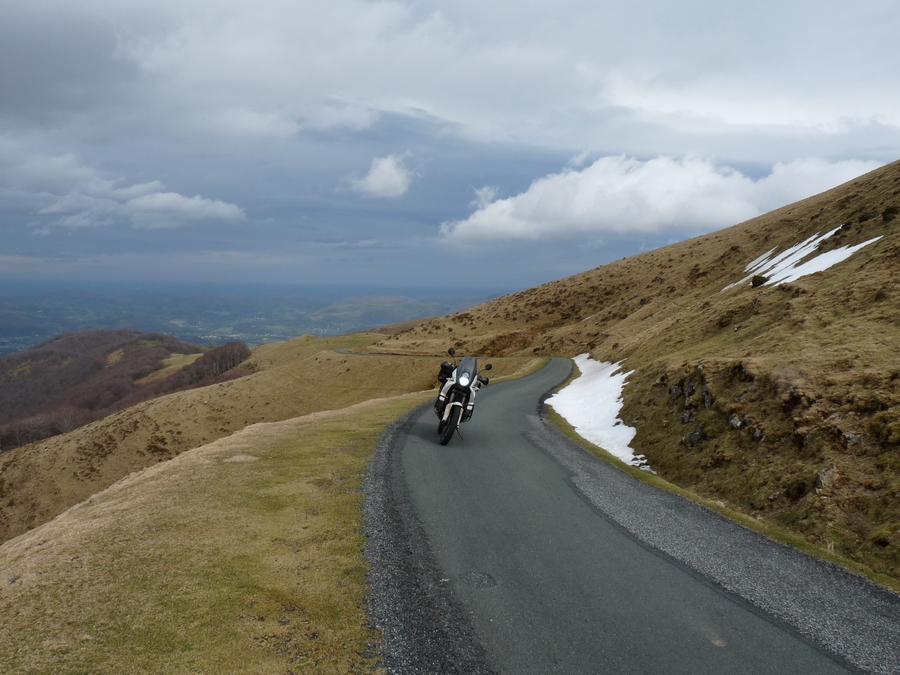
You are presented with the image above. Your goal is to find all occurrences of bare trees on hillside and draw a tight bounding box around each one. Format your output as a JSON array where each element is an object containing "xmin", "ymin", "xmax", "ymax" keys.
[{"xmin": 0, "ymin": 333, "xmax": 251, "ymax": 454}]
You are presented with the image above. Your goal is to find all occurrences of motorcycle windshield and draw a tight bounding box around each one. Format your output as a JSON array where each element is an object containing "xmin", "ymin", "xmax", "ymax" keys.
[{"xmin": 456, "ymin": 356, "xmax": 478, "ymax": 385}]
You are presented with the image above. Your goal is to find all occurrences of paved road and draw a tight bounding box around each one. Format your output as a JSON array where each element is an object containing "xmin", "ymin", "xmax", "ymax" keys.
[{"xmin": 364, "ymin": 358, "xmax": 900, "ymax": 674}]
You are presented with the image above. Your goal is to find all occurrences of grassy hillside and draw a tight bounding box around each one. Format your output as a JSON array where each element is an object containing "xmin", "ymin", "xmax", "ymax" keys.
[
  {"xmin": 0, "ymin": 332, "xmax": 536, "ymax": 545},
  {"xmin": 377, "ymin": 159, "xmax": 900, "ymax": 581},
  {"xmin": 0, "ymin": 394, "xmax": 430, "ymax": 674}
]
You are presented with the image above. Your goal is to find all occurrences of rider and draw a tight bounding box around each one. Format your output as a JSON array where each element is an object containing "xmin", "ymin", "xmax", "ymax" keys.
[{"xmin": 437, "ymin": 360, "xmax": 455, "ymax": 385}]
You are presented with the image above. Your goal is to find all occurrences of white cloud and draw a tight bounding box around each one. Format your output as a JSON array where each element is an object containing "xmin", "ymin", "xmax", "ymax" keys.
[
  {"xmin": 35, "ymin": 187, "xmax": 245, "ymax": 230},
  {"xmin": 0, "ymin": 140, "xmax": 245, "ymax": 230},
  {"xmin": 4, "ymin": 0, "xmax": 886, "ymax": 153},
  {"xmin": 126, "ymin": 192, "xmax": 245, "ymax": 229},
  {"xmin": 350, "ymin": 154, "xmax": 412, "ymax": 198},
  {"xmin": 470, "ymin": 186, "xmax": 498, "ymax": 208},
  {"xmin": 441, "ymin": 155, "xmax": 883, "ymax": 241},
  {"xmin": 748, "ymin": 158, "xmax": 884, "ymax": 212},
  {"xmin": 3, "ymin": 2, "xmax": 899, "ymax": 159}
]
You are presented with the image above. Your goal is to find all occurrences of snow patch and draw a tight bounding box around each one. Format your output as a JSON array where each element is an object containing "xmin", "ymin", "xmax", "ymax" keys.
[
  {"xmin": 724, "ymin": 227, "xmax": 882, "ymax": 290},
  {"xmin": 547, "ymin": 355, "xmax": 651, "ymax": 470}
]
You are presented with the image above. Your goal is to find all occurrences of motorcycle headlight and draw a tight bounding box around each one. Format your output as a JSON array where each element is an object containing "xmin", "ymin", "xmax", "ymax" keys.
[{"xmin": 458, "ymin": 374, "xmax": 471, "ymax": 387}]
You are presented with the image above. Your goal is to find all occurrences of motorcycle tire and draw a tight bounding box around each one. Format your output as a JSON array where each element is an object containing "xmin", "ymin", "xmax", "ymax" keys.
[{"xmin": 439, "ymin": 405, "xmax": 461, "ymax": 445}]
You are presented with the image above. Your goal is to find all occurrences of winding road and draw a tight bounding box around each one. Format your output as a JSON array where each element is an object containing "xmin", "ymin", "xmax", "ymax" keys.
[{"xmin": 364, "ymin": 358, "xmax": 900, "ymax": 674}]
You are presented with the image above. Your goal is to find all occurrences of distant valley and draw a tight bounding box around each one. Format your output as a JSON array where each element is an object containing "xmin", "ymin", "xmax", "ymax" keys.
[{"xmin": 0, "ymin": 283, "xmax": 509, "ymax": 355}]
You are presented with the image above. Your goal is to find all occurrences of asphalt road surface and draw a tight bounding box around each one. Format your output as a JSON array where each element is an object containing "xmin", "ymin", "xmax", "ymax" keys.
[{"xmin": 364, "ymin": 358, "xmax": 900, "ymax": 674}]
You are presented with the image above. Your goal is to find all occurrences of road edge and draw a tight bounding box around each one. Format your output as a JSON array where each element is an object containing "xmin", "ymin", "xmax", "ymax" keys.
[{"xmin": 363, "ymin": 403, "xmax": 495, "ymax": 675}]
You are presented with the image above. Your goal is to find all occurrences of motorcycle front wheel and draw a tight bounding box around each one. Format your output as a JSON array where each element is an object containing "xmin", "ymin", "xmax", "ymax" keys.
[{"xmin": 439, "ymin": 405, "xmax": 461, "ymax": 445}]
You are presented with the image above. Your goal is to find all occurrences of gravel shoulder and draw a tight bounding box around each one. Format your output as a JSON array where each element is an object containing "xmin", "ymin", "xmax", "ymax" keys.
[{"xmin": 363, "ymin": 403, "xmax": 495, "ymax": 674}]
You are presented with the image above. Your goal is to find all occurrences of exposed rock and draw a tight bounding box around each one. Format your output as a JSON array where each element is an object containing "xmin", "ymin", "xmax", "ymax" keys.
[
  {"xmin": 815, "ymin": 467, "xmax": 839, "ymax": 490},
  {"xmin": 682, "ymin": 423, "xmax": 706, "ymax": 448}
]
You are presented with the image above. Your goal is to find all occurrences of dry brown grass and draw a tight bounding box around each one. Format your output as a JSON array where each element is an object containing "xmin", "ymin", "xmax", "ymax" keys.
[
  {"xmin": 0, "ymin": 393, "xmax": 430, "ymax": 674},
  {"xmin": 379, "ymin": 159, "xmax": 900, "ymax": 583}
]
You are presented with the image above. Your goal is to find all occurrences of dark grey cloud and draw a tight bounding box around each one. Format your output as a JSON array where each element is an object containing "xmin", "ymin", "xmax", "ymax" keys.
[
  {"xmin": 0, "ymin": 4, "xmax": 139, "ymax": 125},
  {"xmin": 1, "ymin": 0, "xmax": 898, "ymax": 290}
]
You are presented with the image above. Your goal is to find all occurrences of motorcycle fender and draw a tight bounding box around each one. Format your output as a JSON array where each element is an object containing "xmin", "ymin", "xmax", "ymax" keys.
[{"xmin": 442, "ymin": 400, "xmax": 464, "ymax": 422}]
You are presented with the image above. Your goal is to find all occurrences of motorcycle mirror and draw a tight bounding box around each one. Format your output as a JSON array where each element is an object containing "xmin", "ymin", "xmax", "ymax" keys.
[
  {"xmin": 484, "ymin": 363, "xmax": 492, "ymax": 370},
  {"xmin": 448, "ymin": 348, "xmax": 456, "ymax": 356}
]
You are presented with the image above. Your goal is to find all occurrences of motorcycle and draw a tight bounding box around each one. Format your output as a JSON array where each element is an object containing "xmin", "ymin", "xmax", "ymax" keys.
[{"xmin": 434, "ymin": 348, "xmax": 492, "ymax": 445}]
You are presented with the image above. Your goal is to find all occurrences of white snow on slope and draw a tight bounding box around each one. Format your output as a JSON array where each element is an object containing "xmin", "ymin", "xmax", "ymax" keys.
[
  {"xmin": 546, "ymin": 355, "xmax": 651, "ymax": 470},
  {"xmin": 724, "ymin": 227, "xmax": 882, "ymax": 290}
]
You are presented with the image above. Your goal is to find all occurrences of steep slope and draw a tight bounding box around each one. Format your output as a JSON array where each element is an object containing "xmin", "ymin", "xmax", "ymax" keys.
[{"xmin": 376, "ymin": 159, "xmax": 900, "ymax": 580}]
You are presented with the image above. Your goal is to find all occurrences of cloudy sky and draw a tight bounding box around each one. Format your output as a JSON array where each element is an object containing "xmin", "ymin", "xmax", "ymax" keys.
[{"xmin": 1, "ymin": 0, "xmax": 898, "ymax": 291}]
